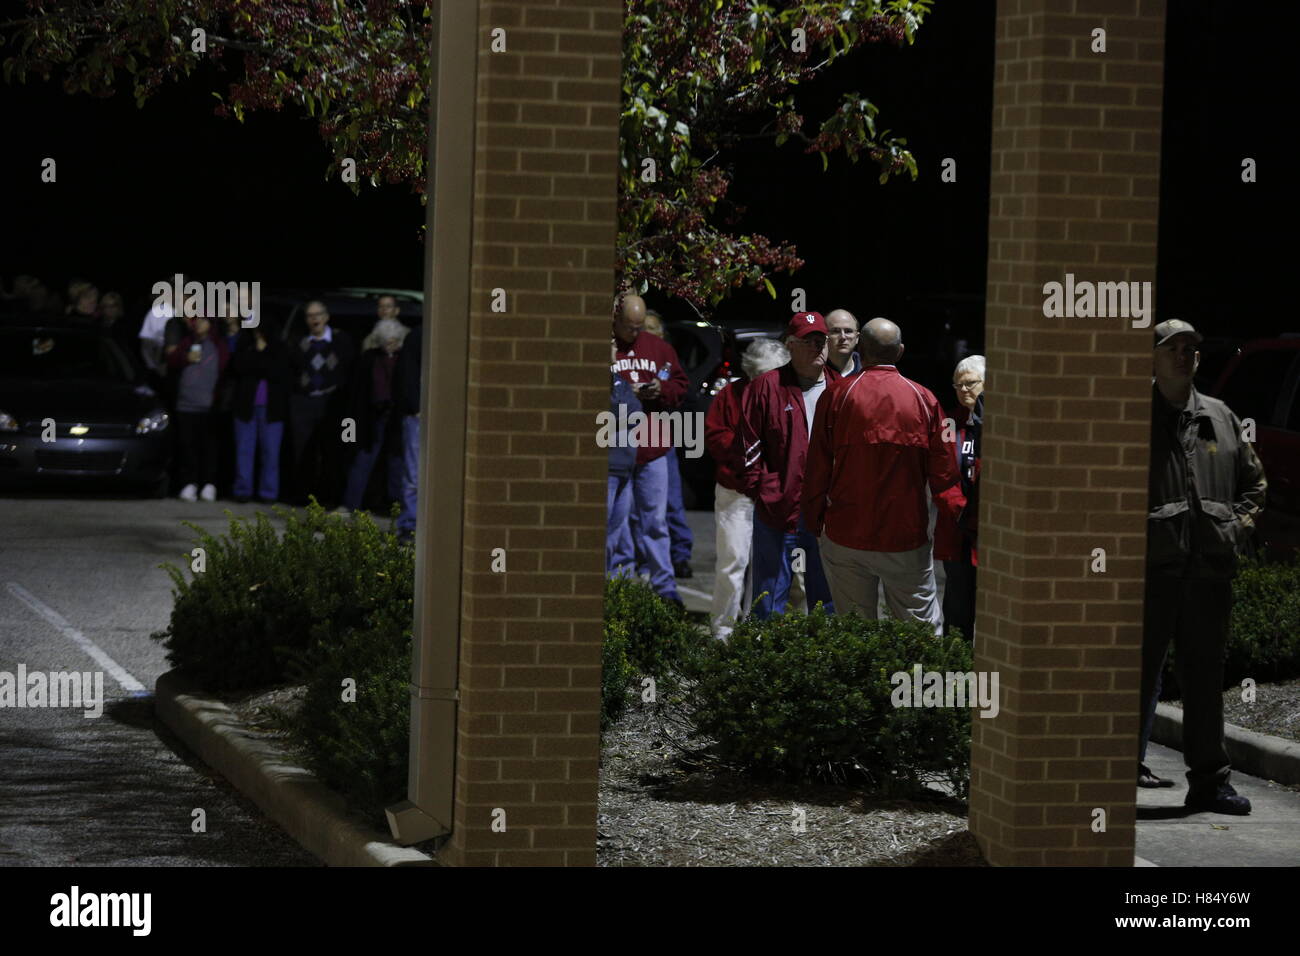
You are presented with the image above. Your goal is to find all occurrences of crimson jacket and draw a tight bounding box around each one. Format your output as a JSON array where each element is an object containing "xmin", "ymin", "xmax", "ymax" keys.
[
  {"xmin": 933, "ymin": 399, "xmax": 981, "ymax": 567},
  {"xmin": 704, "ymin": 378, "xmax": 746, "ymax": 493},
  {"xmin": 611, "ymin": 330, "xmax": 690, "ymax": 466},
  {"xmin": 736, "ymin": 362, "xmax": 848, "ymax": 532},
  {"xmin": 802, "ymin": 364, "xmax": 964, "ymax": 553}
]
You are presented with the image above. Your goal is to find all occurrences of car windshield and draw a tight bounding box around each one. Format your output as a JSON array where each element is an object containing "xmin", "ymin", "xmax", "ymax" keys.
[{"xmin": 0, "ymin": 330, "xmax": 135, "ymax": 382}]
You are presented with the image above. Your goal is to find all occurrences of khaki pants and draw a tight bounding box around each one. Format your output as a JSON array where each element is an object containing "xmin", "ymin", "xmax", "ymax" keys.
[{"xmin": 819, "ymin": 534, "xmax": 942, "ymax": 630}]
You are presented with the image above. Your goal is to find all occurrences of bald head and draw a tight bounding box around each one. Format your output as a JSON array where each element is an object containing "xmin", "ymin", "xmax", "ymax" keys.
[
  {"xmin": 825, "ymin": 309, "xmax": 860, "ymax": 371},
  {"xmin": 613, "ymin": 293, "xmax": 646, "ymax": 346},
  {"xmin": 861, "ymin": 317, "xmax": 903, "ymax": 366}
]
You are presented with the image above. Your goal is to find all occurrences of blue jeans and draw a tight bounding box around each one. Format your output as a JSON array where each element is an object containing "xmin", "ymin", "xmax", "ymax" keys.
[
  {"xmin": 396, "ymin": 414, "xmax": 419, "ymax": 534},
  {"xmin": 750, "ymin": 513, "xmax": 834, "ymax": 619},
  {"xmin": 665, "ymin": 447, "xmax": 693, "ymax": 565},
  {"xmin": 342, "ymin": 410, "xmax": 403, "ymax": 511},
  {"xmin": 233, "ymin": 408, "xmax": 283, "ymax": 501},
  {"xmin": 632, "ymin": 455, "xmax": 678, "ymax": 601},
  {"xmin": 607, "ymin": 473, "xmax": 635, "ymax": 574}
]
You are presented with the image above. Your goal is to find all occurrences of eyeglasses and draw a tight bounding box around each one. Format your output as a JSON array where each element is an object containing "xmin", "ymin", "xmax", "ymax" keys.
[
  {"xmin": 828, "ymin": 329, "xmax": 859, "ymax": 339},
  {"xmin": 952, "ymin": 380, "xmax": 983, "ymax": 392}
]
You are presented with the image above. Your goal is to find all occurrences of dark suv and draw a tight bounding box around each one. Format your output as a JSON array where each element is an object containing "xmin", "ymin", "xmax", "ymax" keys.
[{"xmin": 1210, "ymin": 337, "xmax": 1300, "ymax": 560}]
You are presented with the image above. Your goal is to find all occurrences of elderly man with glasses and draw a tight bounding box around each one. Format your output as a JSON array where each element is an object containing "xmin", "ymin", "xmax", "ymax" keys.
[{"xmin": 934, "ymin": 355, "xmax": 985, "ymax": 642}]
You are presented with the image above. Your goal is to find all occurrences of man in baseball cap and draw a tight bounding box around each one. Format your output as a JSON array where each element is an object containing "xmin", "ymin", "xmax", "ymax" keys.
[
  {"xmin": 734, "ymin": 311, "xmax": 843, "ymax": 619},
  {"xmin": 1138, "ymin": 318, "xmax": 1267, "ymax": 814}
]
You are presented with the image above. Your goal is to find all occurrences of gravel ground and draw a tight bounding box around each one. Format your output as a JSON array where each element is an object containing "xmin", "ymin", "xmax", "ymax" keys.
[
  {"xmin": 1169, "ymin": 677, "xmax": 1300, "ymax": 743},
  {"xmin": 598, "ymin": 705, "xmax": 985, "ymax": 867}
]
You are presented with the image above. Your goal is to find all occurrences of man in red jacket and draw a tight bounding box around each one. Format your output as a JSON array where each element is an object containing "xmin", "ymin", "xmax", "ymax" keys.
[
  {"xmin": 737, "ymin": 312, "xmax": 847, "ymax": 619},
  {"xmin": 705, "ymin": 337, "xmax": 790, "ymax": 637},
  {"xmin": 611, "ymin": 293, "xmax": 692, "ymax": 606},
  {"xmin": 803, "ymin": 318, "xmax": 963, "ymax": 628}
]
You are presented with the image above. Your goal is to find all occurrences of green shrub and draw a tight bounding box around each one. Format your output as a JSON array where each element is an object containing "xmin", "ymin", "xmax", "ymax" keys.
[
  {"xmin": 682, "ymin": 607, "xmax": 974, "ymax": 797},
  {"xmin": 293, "ymin": 603, "xmax": 413, "ymax": 821},
  {"xmin": 152, "ymin": 501, "xmax": 414, "ymax": 692},
  {"xmin": 1161, "ymin": 555, "xmax": 1300, "ymax": 697},
  {"xmin": 602, "ymin": 618, "xmax": 636, "ymax": 730}
]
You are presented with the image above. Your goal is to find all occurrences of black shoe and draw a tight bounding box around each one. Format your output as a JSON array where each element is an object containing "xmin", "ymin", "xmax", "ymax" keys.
[
  {"xmin": 1185, "ymin": 784, "xmax": 1251, "ymax": 815},
  {"xmin": 673, "ymin": 561, "xmax": 693, "ymax": 579},
  {"xmin": 1138, "ymin": 764, "xmax": 1175, "ymax": 788}
]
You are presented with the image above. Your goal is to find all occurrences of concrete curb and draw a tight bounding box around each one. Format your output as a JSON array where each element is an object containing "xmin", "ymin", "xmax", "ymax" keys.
[
  {"xmin": 155, "ymin": 668, "xmax": 435, "ymax": 867},
  {"xmin": 1152, "ymin": 702, "xmax": 1300, "ymax": 786}
]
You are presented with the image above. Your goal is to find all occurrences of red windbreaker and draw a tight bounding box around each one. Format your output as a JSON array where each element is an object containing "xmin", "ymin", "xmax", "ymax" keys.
[
  {"xmin": 704, "ymin": 378, "xmax": 746, "ymax": 493},
  {"xmin": 736, "ymin": 362, "xmax": 847, "ymax": 533},
  {"xmin": 611, "ymin": 331, "xmax": 691, "ymax": 466},
  {"xmin": 802, "ymin": 364, "xmax": 964, "ymax": 552}
]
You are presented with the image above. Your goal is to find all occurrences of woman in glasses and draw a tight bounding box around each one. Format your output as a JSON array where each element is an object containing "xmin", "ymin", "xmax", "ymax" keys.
[{"xmin": 934, "ymin": 354, "xmax": 984, "ymax": 642}]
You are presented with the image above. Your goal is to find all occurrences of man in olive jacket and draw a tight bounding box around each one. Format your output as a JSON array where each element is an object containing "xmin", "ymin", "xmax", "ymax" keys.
[{"xmin": 1138, "ymin": 320, "xmax": 1266, "ymax": 815}]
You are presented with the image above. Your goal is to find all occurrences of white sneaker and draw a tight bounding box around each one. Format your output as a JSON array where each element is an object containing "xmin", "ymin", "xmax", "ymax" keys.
[
  {"xmin": 200, "ymin": 484, "xmax": 217, "ymax": 502},
  {"xmin": 179, "ymin": 484, "xmax": 198, "ymax": 502}
]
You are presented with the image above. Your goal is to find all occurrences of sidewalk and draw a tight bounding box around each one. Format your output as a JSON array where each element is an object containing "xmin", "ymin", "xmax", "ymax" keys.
[{"xmin": 1137, "ymin": 740, "xmax": 1300, "ymax": 867}]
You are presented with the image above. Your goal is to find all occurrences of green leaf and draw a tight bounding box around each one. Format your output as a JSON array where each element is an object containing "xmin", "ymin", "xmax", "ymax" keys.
[{"xmin": 763, "ymin": 277, "xmax": 776, "ymax": 299}]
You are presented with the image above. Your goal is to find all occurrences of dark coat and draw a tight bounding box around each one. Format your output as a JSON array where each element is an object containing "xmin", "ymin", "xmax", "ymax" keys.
[
  {"xmin": 394, "ymin": 324, "xmax": 422, "ymax": 417},
  {"xmin": 228, "ymin": 333, "xmax": 293, "ymax": 423},
  {"xmin": 347, "ymin": 347, "xmax": 402, "ymax": 450}
]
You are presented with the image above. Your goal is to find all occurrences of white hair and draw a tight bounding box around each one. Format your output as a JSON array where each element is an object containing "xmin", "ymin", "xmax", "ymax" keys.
[
  {"xmin": 741, "ymin": 338, "xmax": 790, "ymax": 380},
  {"xmin": 363, "ymin": 317, "xmax": 410, "ymax": 351},
  {"xmin": 954, "ymin": 354, "xmax": 986, "ymax": 381}
]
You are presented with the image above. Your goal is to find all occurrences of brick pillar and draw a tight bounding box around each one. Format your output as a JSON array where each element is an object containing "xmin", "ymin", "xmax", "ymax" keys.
[
  {"xmin": 969, "ymin": 0, "xmax": 1167, "ymax": 866},
  {"xmin": 436, "ymin": 0, "xmax": 621, "ymax": 867}
]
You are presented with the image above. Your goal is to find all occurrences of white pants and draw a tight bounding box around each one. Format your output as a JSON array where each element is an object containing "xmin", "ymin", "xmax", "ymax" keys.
[
  {"xmin": 819, "ymin": 533, "xmax": 942, "ymax": 631},
  {"xmin": 711, "ymin": 484, "xmax": 753, "ymax": 639}
]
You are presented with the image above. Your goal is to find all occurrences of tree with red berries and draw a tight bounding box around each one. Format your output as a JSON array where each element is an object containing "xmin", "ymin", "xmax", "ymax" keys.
[{"xmin": 3, "ymin": 0, "xmax": 931, "ymax": 312}]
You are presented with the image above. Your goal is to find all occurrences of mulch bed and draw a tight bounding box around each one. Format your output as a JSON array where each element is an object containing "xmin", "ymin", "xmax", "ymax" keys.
[
  {"xmin": 1169, "ymin": 677, "xmax": 1300, "ymax": 744},
  {"xmin": 598, "ymin": 705, "xmax": 985, "ymax": 867}
]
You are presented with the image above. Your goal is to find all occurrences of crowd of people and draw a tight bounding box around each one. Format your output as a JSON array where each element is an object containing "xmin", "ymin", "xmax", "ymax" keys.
[
  {"xmin": 607, "ymin": 293, "xmax": 984, "ymax": 642},
  {"xmin": 1, "ymin": 276, "xmax": 424, "ymax": 542}
]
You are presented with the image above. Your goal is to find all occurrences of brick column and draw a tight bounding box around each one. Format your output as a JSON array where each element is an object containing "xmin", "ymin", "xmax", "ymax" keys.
[
  {"xmin": 433, "ymin": 0, "xmax": 621, "ymax": 867},
  {"xmin": 969, "ymin": 0, "xmax": 1167, "ymax": 866}
]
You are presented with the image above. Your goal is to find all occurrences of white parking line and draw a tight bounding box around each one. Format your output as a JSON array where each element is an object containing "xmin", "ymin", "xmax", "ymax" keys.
[{"xmin": 5, "ymin": 582, "xmax": 148, "ymax": 695}]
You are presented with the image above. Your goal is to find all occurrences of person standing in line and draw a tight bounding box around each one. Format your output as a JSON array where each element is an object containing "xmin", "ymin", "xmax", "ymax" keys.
[
  {"xmin": 803, "ymin": 318, "xmax": 962, "ymax": 627},
  {"xmin": 607, "ymin": 333, "xmax": 644, "ymax": 577},
  {"xmin": 287, "ymin": 299, "xmax": 355, "ymax": 507},
  {"xmin": 339, "ymin": 315, "xmax": 408, "ymax": 515},
  {"xmin": 705, "ymin": 337, "xmax": 789, "ymax": 638},
  {"xmin": 611, "ymin": 293, "xmax": 691, "ymax": 608},
  {"xmin": 393, "ymin": 321, "xmax": 422, "ymax": 544},
  {"xmin": 736, "ymin": 311, "xmax": 845, "ymax": 620},
  {"xmin": 1137, "ymin": 319, "xmax": 1266, "ymax": 814},
  {"xmin": 824, "ymin": 309, "xmax": 864, "ymax": 377},
  {"xmin": 933, "ymin": 355, "xmax": 984, "ymax": 641},
  {"xmin": 166, "ymin": 313, "xmax": 230, "ymax": 502},
  {"xmin": 229, "ymin": 318, "xmax": 292, "ymax": 504}
]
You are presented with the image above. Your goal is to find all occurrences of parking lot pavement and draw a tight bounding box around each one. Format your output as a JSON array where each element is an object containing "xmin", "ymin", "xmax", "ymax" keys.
[{"xmin": 0, "ymin": 493, "xmax": 318, "ymax": 866}]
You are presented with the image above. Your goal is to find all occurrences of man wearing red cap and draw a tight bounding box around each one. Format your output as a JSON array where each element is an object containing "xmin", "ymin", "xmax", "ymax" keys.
[{"xmin": 736, "ymin": 311, "xmax": 850, "ymax": 618}]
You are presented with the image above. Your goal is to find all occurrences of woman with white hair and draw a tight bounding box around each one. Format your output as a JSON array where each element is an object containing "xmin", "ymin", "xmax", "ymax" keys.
[
  {"xmin": 934, "ymin": 353, "xmax": 985, "ymax": 641},
  {"xmin": 704, "ymin": 336, "xmax": 790, "ymax": 638},
  {"xmin": 338, "ymin": 317, "xmax": 410, "ymax": 514}
]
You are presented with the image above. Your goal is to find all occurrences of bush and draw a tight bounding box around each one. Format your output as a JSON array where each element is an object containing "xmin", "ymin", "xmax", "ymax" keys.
[
  {"xmin": 682, "ymin": 607, "xmax": 974, "ymax": 797},
  {"xmin": 601, "ymin": 574, "xmax": 707, "ymax": 726},
  {"xmin": 602, "ymin": 618, "xmax": 636, "ymax": 730},
  {"xmin": 293, "ymin": 603, "xmax": 412, "ymax": 821},
  {"xmin": 1161, "ymin": 555, "xmax": 1300, "ymax": 698},
  {"xmin": 152, "ymin": 501, "xmax": 414, "ymax": 692}
]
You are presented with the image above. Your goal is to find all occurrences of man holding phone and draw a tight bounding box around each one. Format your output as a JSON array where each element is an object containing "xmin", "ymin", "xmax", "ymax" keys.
[{"xmin": 610, "ymin": 292, "xmax": 691, "ymax": 607}]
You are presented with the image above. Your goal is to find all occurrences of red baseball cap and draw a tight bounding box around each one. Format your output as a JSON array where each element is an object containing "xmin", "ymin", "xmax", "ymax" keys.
[{"xmin": 786, "ymin": 312, "xmax": 828, "ymax": 339}]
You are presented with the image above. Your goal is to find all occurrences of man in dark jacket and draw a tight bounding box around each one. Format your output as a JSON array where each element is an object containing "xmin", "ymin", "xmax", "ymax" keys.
[
  {"xmin": 737, "ymin": 311, "xmax": 846, "ymax": 619},
  {"xmin": 1138, "ymin": 319, "xmax": 1267, "ymax": 814},
  {"xmin": 393, "ymin": 322, "xmax": 422, "ymax": 543},
  {"xmin": 607, "ymin": 363, "xmax": 643, "ymax": 576},
  {"xmin": 287, "ymin": 300, "xmax": 355, "ymax": 507}
]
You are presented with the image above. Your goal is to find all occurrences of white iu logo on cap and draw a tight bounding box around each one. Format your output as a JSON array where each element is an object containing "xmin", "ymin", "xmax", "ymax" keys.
[{"xmin": 806, "ymin": 315, "xmax": 814, "ymax": 323}]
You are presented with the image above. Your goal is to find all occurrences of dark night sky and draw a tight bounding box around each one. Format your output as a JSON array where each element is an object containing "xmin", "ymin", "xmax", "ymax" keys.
[{"xmin": 0, "ymin": 1, "xmax": 1293, "ymax": 340}]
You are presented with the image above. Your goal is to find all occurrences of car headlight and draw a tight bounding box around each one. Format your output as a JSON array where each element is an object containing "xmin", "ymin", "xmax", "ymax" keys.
[
  {"xmin": 0, "ymin": 411, "xmax": 18, "ymax": 432},
  {"xmin": 136, "ymin": 410, "xmax": 170, "ymax": 434}
]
